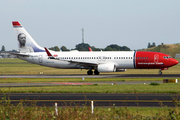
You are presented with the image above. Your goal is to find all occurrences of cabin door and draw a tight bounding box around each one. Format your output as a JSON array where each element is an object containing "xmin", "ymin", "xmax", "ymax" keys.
[{"xmin": 39, "ymin": 55, "xmax": 43, "ymax": 63}]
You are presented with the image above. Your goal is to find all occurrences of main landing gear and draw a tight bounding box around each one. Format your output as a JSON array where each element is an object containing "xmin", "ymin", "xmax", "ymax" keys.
[
  {"xmin": 87, "ymin": 69, "xmax": 93, "ymax": 75},
  {"xmin": 94, "ymin": 70, "xmax": 99, "ymax": 75},
  {"xmin": 87, "ymin": 69, "xmax": 99, "ymax": 75}
]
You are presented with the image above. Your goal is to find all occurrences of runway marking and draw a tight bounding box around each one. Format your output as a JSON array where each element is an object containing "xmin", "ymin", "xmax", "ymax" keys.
[{"xmin": 49, "ymin": 82, "xmax": 93, "ymax": 85}]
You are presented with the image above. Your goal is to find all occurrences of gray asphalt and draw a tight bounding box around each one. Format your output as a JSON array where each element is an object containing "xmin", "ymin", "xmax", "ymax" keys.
[
  {"xmin": 1, "ymin": 74, "xmax": 180, "ymax": 78},
  {"xmin": 1, "ymin": 93, "xmax": 179, "ymax": 107},
  {"xmin": 0, "ymin": 74, "xmax": 179, "ymax": 107},
  {"xmin": 0, "ymin": 74, "xmax": 178, "ymax": 87},
  {"xmin": 0, "ymin": 81, "xmax": 165, "ymax": 87}
]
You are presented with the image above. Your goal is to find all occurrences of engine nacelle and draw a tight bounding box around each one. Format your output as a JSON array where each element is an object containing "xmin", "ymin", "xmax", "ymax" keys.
[
  {"xmin": 97, "ymin": 63, "xmax": 116, "ymax": 72},
  {"xmin": 116, "ymin": 69, "xmax": 126, "ymax": 72}
]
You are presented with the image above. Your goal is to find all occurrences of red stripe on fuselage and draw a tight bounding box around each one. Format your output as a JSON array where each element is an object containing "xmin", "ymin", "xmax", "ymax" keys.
[{"xmin": 135, "ymin": 51, "xmax": 177, "ymax": 69}]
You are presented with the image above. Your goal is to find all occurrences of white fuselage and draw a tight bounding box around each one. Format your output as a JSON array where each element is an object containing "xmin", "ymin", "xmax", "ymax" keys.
[{"xmin": 19, "ymin": 51, "xmax": 135, "ymax": 69}]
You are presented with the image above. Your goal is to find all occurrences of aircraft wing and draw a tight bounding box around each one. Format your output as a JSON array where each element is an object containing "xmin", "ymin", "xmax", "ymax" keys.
[
  {"xmin": 1, "ymin": 51, "xmax": 29, "ymax": 57},
  {"xmin": 44, "ymin": 47, "xmax": 98, "ymax": 67},
  {"xmin": 67, "ymin": 60, "xmax": 98, "ymax": 66}
]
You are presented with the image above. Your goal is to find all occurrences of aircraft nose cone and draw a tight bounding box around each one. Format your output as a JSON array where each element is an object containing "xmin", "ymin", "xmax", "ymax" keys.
[{"xmin": 171, "ymin": 59, "xmax": 179, "ymax": 66}]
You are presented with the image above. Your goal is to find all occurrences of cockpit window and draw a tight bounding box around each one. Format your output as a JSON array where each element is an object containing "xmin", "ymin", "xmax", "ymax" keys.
[{"xmin": 163, "ymin": 56, "xmax": 171, "ymax": 59}]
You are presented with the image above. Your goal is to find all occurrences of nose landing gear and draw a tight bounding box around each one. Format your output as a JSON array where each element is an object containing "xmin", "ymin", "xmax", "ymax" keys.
[{"xmin": 159, "ymin": 70, "xmax": 162, "ymax": 75}]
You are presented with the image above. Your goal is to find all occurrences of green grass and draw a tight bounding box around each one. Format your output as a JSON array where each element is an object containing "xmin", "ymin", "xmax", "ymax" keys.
[
  {"xmin": 1, "ymin": 59, "xmax": 180, "ymax": 118},
  {"xmin": 1, "ymin": 96, "xmax": 180, "ymax": 119},
  {"xmin": 1, "ymin": 83, "xmax": 180, "ymax": 93},
  {"xmin": 0, "ymin": 59, "xmax": 180, "ymax": 94}
]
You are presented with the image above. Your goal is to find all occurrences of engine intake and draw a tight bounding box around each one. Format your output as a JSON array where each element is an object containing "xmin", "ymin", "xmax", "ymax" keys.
[{"xmin": 97, "ymin": 63, "xmax": 116, "ymax": 72}]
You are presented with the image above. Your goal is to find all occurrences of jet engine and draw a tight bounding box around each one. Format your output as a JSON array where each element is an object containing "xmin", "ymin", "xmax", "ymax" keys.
[{"xmin": 97, "ymin": 63, "xmax": 116, "ymax": 72}]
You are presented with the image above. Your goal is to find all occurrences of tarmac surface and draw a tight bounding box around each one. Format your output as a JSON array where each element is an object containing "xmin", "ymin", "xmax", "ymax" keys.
[
  {"xmin": 1, "ymin": 93, "xmax": 179, "ymax": 107},
  {"xmin": 0, "ymin": 74, "xmax": 179, "ymax": 107},
  {"xmin": 0, "ymin": 81, "xmax": 167, "ymax": 87},
  {"xmin": 1, "ymin": 74, "xmax": 180, "ymax": 78}
]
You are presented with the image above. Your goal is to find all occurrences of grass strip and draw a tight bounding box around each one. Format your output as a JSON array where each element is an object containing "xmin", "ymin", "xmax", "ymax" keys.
[
  {"xmin": 0, "ymin": 83, "xmax": 180, "ymax": 93},
  {"xmin": 0, "ymin": 96, "xmax": 180, "ymax": 119}
]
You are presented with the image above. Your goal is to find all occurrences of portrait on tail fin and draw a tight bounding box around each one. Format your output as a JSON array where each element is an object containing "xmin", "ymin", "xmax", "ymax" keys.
[{"xmin": 18, "ymin": 33, "xmax": 34, "ymax": 53}]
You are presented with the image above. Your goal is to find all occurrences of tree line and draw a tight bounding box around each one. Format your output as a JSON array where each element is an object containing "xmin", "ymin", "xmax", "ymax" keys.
[
  {"xmin": 49, "ymin": 43, "xmax": 131, "ymax": 51},
  {"xmin": 1, "ymin": 42, "xmax": 159, "ymax": 52}
]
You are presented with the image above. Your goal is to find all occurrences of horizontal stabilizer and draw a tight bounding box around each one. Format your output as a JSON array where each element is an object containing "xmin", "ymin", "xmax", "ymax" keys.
[{"xmin": 1, "ymin": 51, "xmax": 29, "ymax": 57}]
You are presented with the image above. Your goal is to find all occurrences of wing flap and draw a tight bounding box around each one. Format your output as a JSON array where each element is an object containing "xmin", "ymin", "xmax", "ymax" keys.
[{"xmin": 67, "ymin": 60, "xmax": 98, "ymax": 66}]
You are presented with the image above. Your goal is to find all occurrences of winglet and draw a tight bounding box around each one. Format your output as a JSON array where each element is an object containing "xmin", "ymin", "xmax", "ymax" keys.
[
  {"xmin": 88, "ymin": 47, "xmax": 92, "ymax": 52},
  {"xmin": 44, "ymin": 47, "xmax": 55, "ymax": 59}
]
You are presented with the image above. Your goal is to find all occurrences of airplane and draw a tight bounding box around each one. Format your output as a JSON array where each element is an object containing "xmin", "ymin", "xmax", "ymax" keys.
[{"xmin": 9, "ymin": 21, "xmax": 178, "ymax": 75}]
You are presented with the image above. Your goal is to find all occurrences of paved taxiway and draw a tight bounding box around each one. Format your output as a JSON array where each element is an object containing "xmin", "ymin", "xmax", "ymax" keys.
[
  {"xmin": 0, "ymin": 81, "xmax": 167, "ymax": 87},
  {"xmin": 1, "ymin": 74, "xmax": 180, "ymax": 78},
  {"xmin": 1, "ymin": 93, "xmax": 179, "ymax": 107},
  {"xmin": 0, "ymin": 74, "xmax": 179, "ymax": 87},
  {"xmin": 0, "ymin": 74, "xmax": 179, "ymax": 107}
]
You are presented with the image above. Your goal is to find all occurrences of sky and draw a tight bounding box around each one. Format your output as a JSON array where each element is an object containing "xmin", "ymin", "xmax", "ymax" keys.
[{"xmin": 0, "ymin": 0, "xmax": 180, "ymax": 51}]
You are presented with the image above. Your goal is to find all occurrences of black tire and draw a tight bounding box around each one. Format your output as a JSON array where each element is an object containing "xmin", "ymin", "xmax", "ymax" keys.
[
  {"xmin": 94, "ymin": 70, "xmax": 99, "ymax": 75},
  {"xmin": 87, "ymin": 70, "xmax": 93, "ymax": 75},
  {"xmin": 159, "ymin": 71, "xmax": 162, "ymax": 75}
]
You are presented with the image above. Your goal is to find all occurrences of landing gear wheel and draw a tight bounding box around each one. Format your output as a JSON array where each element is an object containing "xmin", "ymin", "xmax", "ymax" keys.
[
  {"xmin": 158, "ymin": 71, "xmax": 162, "ymax": 75},
  {"xmin": 94, "ymin": 70, "xmax": 99, "ymax": 75},
  {"xmin": 87, "ymin": 70, "xmax": 93, "ymax": 75}
]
